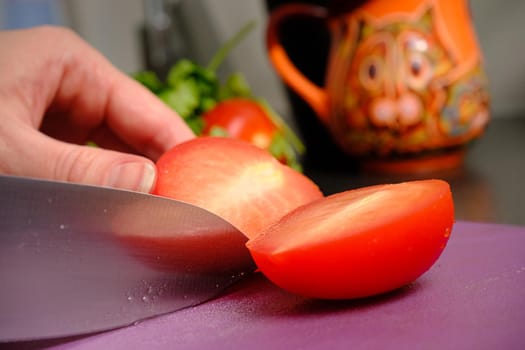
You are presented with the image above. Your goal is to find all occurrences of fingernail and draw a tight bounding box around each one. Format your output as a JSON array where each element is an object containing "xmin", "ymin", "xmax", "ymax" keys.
[{"xmin": 106, "ymin": 162, "xmax": 156, "ymax": 193}]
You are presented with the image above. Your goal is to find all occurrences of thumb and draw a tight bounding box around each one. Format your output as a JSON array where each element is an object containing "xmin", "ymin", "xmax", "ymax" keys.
[
  {"xmin": 5, "ymin": 129, "xmax": 157, "ymax": 193},
  {"xmin": 50, "ymin": 142, "xmax": 158, "ymax": 193}
]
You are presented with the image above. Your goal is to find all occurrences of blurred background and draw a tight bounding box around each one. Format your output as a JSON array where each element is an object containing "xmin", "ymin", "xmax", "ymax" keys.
[
  {"xmin": 1, "ymin": 0, "xmax": 524, "ymax": 121},
  {"xmin": 1, "ymin": 0, "xmax": 524, "ymax": 225}
]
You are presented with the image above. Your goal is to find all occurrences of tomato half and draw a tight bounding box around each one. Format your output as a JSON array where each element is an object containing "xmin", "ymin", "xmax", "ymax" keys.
[
  {"xmin": 246, "ymin": 180, "xmax": 454, "ymax": 299},
  {"xmin": 154, "ymin": 137, "xmax": 323, "ymax": 239}
]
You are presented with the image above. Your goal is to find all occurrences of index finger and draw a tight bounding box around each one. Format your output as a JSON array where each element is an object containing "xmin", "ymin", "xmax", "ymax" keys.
[
  {"xmin": 29, "ymin": 27, "xmax": 194, "ymax": 159},
  {"xmin": 104, "ymin": 70, "xmax": 196, "ymax": 159}
]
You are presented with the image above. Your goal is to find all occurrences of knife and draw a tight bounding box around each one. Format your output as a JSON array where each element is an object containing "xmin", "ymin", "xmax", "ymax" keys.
[{"xmin": 0, "ymin": 175, "xmax": 255, "ymax": 342}]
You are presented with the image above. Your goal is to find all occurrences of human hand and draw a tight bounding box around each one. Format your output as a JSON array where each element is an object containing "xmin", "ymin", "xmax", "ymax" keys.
[{"xmin": 0, "ymin": 26, "xmax": 194, "ymax": 192}]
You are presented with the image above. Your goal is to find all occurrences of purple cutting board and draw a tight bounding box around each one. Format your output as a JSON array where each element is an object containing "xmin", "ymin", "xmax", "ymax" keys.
[{"xmin": 27, "ymin": 221, "xmax": 525, "ymax": 349}]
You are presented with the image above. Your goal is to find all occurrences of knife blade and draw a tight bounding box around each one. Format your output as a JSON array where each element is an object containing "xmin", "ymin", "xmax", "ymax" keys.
[{"xmin": 0, "ymin": 175, "xmax": 255, "ymax": 342}]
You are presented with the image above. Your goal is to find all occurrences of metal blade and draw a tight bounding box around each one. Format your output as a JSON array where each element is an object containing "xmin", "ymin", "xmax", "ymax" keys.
[{"xmin": 0, "ymin": 175, "xmax": 254, "ymax": 342}]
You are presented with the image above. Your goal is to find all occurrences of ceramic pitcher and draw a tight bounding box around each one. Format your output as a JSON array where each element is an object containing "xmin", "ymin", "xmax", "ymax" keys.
[{"xmin": 267, "ymin": 0, "xmax": 490, "ymax": 171}]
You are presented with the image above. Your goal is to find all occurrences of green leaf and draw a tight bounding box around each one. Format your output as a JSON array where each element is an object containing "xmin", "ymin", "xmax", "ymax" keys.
[
  {"xmin": 158, "ymin": 80, "xmax": 200, "ymax": 119},
  {"xmin": 257, "ymin": 98, "xmax": 305, "ymax": 155},
  {"xmin": 200, "ymin": 97, "xmax": 217, "ymax": 113},
  {"xmin": 166, "ymin": 59, "xmax": 198, "ymax": 87},
  {"xmin": 207, "ymin": 20, "xmax": 257, "ymax": 72},
  {"xmin": 219, "ymin": 72, "xmax": 252, "ymax": 100},
  {"xmin": 133, "ymin": 71, "xmax": 164, "ymax": 93},
  {"xmin": 194, "ymin": 68, "xmax": 219, "ymax": 100},
  {"xmin": 208, "ymin": 125, "xmax": 231, "ymax": 137},
  {"xmin": 186, "ymin": 116, "xmax": 205, "ymax": 135},
  {"xmin": 85, "ymin": 141, "xmax": 98, "ymax": 148},
  {"xmin": 269, "ymin": 132, "xmax": 303, "ymax": 172}
]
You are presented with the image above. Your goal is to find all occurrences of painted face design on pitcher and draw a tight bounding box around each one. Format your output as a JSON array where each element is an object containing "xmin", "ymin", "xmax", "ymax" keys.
[
  {"xmin": 267, "ymin": 1, "xmax": 490, "ymax": 162},
  {"xmin": 346, "ymin": 10, "xmax": 448, "ymax": 130},
  {"xmin": 337, "ymin": 7, "xmax": 490, "ymax": 156}
]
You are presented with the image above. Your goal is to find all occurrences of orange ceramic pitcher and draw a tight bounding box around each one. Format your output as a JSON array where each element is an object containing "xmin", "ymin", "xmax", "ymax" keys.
[{"xmin": 267, "ymin": 0, "xmax": 490, "ymax": 171}]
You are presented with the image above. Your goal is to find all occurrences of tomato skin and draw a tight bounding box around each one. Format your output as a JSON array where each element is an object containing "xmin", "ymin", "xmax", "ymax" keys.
[
  {"xmin": 201, "ymin": 98, "xmax": 277, "ymax": 149},
  {"xmin": 246, "ymin": 180, "xmax": 454, "ymax": 300},
  {"xmin": 154, "ymin": 137, "xmax": 323, "ymax": 239}
]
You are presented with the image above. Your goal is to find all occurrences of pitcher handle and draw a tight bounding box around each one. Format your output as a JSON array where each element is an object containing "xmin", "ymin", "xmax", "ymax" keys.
[{"xmin": 266, "ymin": 4, "xmax": 329, "ymax": 125}]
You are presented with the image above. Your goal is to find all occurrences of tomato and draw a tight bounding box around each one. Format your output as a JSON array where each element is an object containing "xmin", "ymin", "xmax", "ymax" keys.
[
  {"xmin": 200, "ymin": 98, "xmax": 304, "ymax": 171},
  {"xmin": 201, "ymin": 98, "xmax": 278, "ymax": 149},
  {"xmin": 154, "ymin": 137, "xmax": 323, "ymax": 239},
  {"xmin": 246, "ymin": 180, "xmax": 454, "ymax": 299}
]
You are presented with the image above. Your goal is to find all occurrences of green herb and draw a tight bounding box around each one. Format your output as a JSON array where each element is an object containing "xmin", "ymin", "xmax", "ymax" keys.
[
  {"xmin": 133, "ymin": 20, "xmax": 305, "ymax": 170},
  {"xmin": 206, "ymin": 21, "xmax": 256, "ymax": 72},
  {"xmin": 208, "ymin": 125, "xmax": 231, "ymax": 138},
  {"xmin": 134, "ymin": 21, "xmax": 255, "ymax": 125}
]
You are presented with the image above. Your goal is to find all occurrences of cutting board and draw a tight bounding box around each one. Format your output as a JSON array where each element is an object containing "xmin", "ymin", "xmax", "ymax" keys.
[{"xmin": 9, "ymin": 221, "xmax": 525, "ymax": 349}]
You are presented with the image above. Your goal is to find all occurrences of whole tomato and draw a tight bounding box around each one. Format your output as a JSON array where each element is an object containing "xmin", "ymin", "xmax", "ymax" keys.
[
  {"xmin": 201, "ymin": 98, "xmax": 303, "ymax": 171},
  {"xmin": 202, "ymin": 98, "xmax": 276, "ymax": 149}
]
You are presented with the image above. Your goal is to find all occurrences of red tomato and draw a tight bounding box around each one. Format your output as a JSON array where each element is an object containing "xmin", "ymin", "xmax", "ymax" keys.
[
  {"xmin": 154, "ymin": 137, "xmax": 323, "ymax": 239},
  {"xmin": 201, "ymin": 98, "xmax": 278, "ymax": 150},
  {"xmin": 246, "ymin": 180, "xmax": 455, "ymax": 299}
]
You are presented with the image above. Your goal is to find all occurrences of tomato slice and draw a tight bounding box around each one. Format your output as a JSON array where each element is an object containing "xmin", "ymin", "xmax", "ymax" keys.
[
  {"xmin": 246, "ymin": 179, "xmax": 454, "ymax": 299},
  {"xmin": 154, "ymin": 137, "xmax": 323, "ymax": 239}
]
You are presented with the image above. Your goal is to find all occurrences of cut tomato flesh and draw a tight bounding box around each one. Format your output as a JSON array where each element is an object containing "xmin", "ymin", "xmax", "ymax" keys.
[
  {"xmin": 154, "ymin": 137, "xmax": 323, "ymax": 239},
  {"xmin": 246, "ymin": 179, "xmax": 454, "ymax": 299}
]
